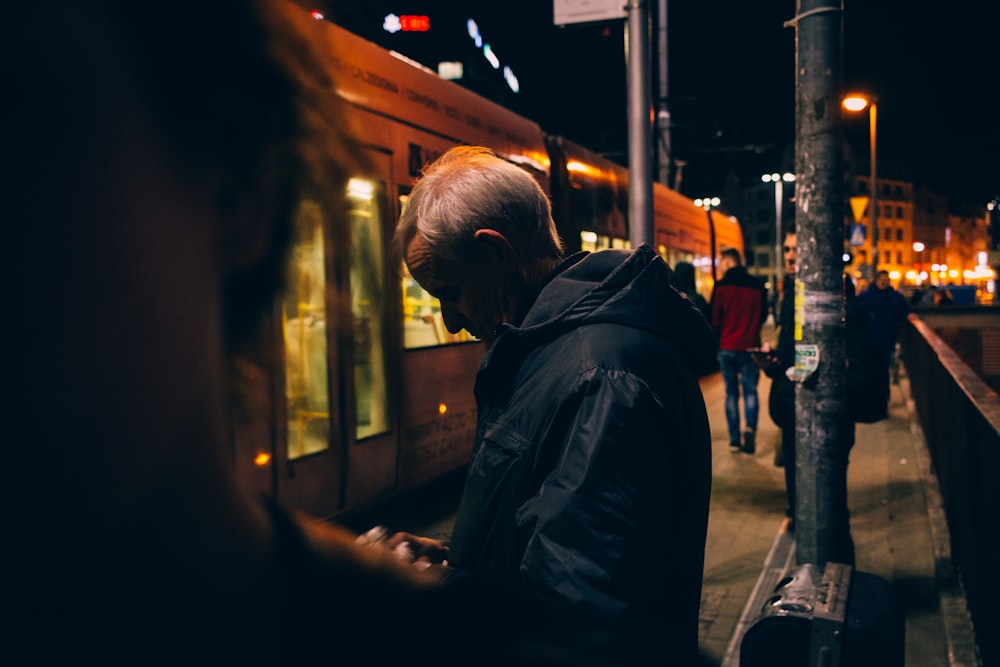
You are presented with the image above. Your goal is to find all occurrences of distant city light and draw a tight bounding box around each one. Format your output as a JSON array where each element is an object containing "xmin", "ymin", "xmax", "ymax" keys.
[
  {"xmin": 438, "ymin": 61, "xmax": 464, "ymax": 80},
  {"xmin": 400, "ymin": 15, "xmax": 430, "ymax": 31},
  {"xmin": 467, "ymin": 19, "xmax": 483, "ymax": 47},
  {"xmin": 310, "ymin": 10, "xmax": 324, "ymax": 20},
  {"xmin": 503, "ymin": 66, "xmax": 519, "ymax": 93},
  {"xmin": 482, "ymin": 43, "xmax": 500, "ymax": 69},
  {"xmin": 383, "ymin": 14, "xmax": 430, "ymax": 33},
  {"xmin": 466, "ymin": 18, "xmax": 517, "ymax": 90},
  {"xmin": 383, "ymin": 14, "xmax": 402, "ymax": 33}
]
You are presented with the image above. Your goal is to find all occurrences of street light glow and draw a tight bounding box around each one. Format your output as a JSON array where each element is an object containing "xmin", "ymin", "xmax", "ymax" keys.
[
  {"xmin": 913, "ymin": 241, "xmax": 925, "ymax": 252},
  {"xmin": 842, "ymin": 94, "xmax": 872, "ymax": 112}
]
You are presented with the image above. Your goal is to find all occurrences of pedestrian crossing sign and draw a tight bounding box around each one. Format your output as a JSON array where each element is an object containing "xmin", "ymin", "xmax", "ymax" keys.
[{"xmin": 850, "ymin": 224, "xmax": 866, "ymax": 247}]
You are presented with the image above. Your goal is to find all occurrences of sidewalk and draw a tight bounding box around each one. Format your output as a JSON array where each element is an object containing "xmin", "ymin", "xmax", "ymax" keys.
[{"xmin": 697, "ymin": 365, "xmax": 978, "ymax": 665}]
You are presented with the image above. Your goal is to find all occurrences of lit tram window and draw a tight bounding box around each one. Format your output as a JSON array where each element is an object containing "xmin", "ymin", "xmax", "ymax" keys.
[
  {"xmin": 348, "ymin": 177, "xmax": 391, "ymax": 440},
  {"xmin": 283, "ymin": 199, "xmax": 332, "ymax": 460}
]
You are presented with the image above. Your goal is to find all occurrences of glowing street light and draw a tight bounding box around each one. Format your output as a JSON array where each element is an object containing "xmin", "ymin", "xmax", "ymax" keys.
[
  {"xmin": 843, "ymin": 93, "xmax": 878, "ymax": 278},
  {"xmin": 912, "ymin": 241, "xmax": 926, "ymax": 283}
]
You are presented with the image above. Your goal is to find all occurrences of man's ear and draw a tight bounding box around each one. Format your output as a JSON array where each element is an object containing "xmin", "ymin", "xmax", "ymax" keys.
[{"xmin": 473, "ymin": 228, "xmax": 517, "ymax": 278}]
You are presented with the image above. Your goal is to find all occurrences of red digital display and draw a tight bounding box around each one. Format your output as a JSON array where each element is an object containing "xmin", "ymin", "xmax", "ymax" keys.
[{"xmin": 400, "ymin": 15, "xmax": 430, "ymax": 32}]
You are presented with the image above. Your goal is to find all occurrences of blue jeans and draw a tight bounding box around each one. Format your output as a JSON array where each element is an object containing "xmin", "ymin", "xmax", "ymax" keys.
[{"xmin": 718, "ymin": 350, "xmax": 760, "ymax": 444}]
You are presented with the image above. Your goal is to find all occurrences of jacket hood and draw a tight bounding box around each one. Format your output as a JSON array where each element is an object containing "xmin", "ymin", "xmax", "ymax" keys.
[{"xmin": 498, "ymin": 244, "xmax": 715, "ymax": 373}]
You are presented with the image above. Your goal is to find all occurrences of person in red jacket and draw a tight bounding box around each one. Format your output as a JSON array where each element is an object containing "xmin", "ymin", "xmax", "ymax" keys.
[{"xmin": 711, "ymin": 248, "xmax": 769, "ymax": 453}]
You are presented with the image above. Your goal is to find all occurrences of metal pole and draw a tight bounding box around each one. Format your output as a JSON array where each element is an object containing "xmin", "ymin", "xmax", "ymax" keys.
[
  {"xmin": 656, "ymin": 0, "xmax": 670, "ymax": 187},
  {"xmin": 626, "ymin": 0, "xmax": 653, "ymax": 247},
  {"xmin": 869, "ymin": 102, "xmax": 879, "ymax": 277},
  {"xmin": 774, "ymin": 178, "xmax": 784, "ymax": 283},
  {"xmin": 792, "ymin": 0, "xmax": 850, "ymax": 567}
]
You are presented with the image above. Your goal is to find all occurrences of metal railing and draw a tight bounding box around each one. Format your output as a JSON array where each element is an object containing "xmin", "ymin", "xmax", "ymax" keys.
[{"xmin": 903, "ymin": 310, "xmax": 1000, "ymax": 667}]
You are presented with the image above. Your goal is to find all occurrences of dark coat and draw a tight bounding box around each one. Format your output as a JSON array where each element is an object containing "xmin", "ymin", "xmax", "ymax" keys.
[
  {"xmin": 856, "ymin": 284, "xmax": 912, "ymax": 365},
  {"xmin": 448, "ymin": 245, "xmax": 713, "ymax": 660}
]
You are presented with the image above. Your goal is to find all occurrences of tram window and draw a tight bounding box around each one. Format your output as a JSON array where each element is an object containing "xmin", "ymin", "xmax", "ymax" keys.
[
  {"xmin": 398, "ymin": 191, "xmax": 475, "ymax": 348},
  {"xmin": 282, "ymin": 199, "xmax": 332, "ymax": 460},
  {"xmin": 348, "ymin": 178, "xmax": 391, "ymax": 440},
  {"xmin": 581, "ymin": 230, "xmax": 628, "ymax": 252}
]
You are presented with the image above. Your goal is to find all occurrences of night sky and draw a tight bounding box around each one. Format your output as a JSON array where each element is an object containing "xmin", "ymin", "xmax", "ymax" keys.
[{"xmin": 325, "ymin": 1, "xmax": 999, "ymax": 211}]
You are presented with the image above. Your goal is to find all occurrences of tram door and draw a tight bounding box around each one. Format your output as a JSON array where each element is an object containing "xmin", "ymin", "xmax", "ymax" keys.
[
  {"xmin": 276, "ymin": 150, "xmax": 400, "ymax": 516},
  {"xmin": 342, "ymin": 150, "xmax": 399, "ymax": 509}
]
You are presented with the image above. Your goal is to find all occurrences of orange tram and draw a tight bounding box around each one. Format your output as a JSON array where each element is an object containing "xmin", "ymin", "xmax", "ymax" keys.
[{"xmin": 235, "ymin": 3, "xmax": 744, "ymax": 518}]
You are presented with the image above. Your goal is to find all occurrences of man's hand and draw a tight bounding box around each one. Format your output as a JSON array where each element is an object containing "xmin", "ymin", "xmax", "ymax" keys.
[
  {"xmin": 385, "ymin": 532, "xmax": 449, "ymax": 567},
  {"xmin": 750, "ymin": 346, "xmax": 781, "ymax": 373}
]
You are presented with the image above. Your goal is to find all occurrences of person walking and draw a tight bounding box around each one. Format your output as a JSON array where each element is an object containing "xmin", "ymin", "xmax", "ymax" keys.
[
  {"xmin": 672, "ymin": 260, "xmax": 711, "ymax": 322},
  {"xmin": 711, "ymin": 248, "xmax": 768, "ymax": 453},
  {"xmin": 855, "ymin": 270, "xmax": 917, "ymax": 420},
  {"xmin": 390, "ymin": 145, "xmax": 716, "ymax": 665}
]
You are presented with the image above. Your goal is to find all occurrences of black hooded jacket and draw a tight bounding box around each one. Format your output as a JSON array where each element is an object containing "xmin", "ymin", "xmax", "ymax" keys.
[{"xmin": 447, "ymin": 245, "xmax": 713, "ymax": 659}]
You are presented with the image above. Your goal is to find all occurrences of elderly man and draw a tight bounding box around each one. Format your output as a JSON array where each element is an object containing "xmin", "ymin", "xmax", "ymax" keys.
[{"xmin": 392, "ymin": 145, "xmax": 715, "ymax": 662}]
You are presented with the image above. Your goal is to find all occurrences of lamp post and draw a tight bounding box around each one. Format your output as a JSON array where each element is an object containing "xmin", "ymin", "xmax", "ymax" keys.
[
  {"xmin": 761, "ymin": 172, "xmax": 796, "ymax": 283},
  {"xmin": 912, "ymin": 241, "xmax": 925, "ymax": 284},
  {"xmin": 695, "ymin": 197, "xmax": 720, "ymax": 283},
  {"xmin": 843, "ymin": 93, "xmax": 878, "ymax": 280}
]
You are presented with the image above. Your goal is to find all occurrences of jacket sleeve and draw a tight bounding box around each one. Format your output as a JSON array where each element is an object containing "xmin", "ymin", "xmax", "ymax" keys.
[{"xmin": 515, "ymin": 368, "xmax": 681, "ymax": 617}]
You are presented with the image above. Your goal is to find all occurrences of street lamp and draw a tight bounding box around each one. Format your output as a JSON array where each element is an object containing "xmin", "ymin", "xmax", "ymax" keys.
[
  {"xmin": 694, "ymin": 197, "xmax": 721, "ymax": 282},
  {"xmin": 761, "ymin": 172, "xmax": 795, "ymax": 282},
  {"xmin": 913, "ymin": 241, "xmax": 925, "ymax": 284},
  {"xmin": 843, "ymin": 93, "xmax": 878, "ymax": 279}
]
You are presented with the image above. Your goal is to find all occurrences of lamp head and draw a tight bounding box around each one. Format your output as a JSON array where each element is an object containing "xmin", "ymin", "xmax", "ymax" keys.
[{"xmin": 843, "ymin": 93, "xmax": 876, "ymax": 112}]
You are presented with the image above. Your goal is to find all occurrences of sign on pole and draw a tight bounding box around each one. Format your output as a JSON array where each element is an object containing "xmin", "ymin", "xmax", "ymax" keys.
[{"xmin": 553, "ymin": 0, "xmax": 627, "ymax": 26}]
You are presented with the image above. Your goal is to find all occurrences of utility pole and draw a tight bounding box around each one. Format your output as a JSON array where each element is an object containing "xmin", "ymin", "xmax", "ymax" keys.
[
  {"xmin": 656, "ymin": 0, "xmax": 671, "ymax": 187},
  {"xmin": 626, "ymin": 0, "xmax": 653, "ymax": 246},
  {"xmin": 790, "ymin": 0, "xmax": 851, "ymax": 567}
]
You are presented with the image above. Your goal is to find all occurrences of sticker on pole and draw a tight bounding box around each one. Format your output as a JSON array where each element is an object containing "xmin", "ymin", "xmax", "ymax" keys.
[{"xmin": 788, "ymin": 344, "xmax": 819, "ymax": 382}]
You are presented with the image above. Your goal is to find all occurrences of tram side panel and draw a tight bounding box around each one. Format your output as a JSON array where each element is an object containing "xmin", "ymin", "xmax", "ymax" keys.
[{"xmin": 546, "ymin": 134, "xmax": 628, "ymax": 252}]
